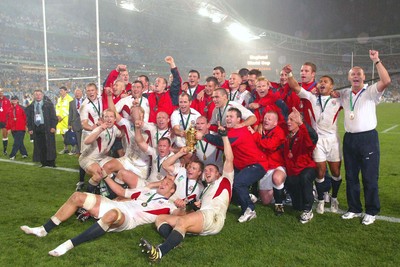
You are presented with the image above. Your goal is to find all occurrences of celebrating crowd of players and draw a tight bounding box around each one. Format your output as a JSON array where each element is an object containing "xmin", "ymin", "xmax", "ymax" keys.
[{"xmin": 18, "ymin": 50, "xmax": 391, "ymax": 262}]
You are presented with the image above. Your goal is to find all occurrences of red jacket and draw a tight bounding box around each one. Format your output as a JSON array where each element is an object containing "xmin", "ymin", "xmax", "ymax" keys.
[
  {"xmin": 284, "ymin": 124, "xmax": 318, "ymax": 176},
  {"xmin": 252, "ymin": 91, "xmax": 287, "ymax": 133},
  {"xmin": 205, "ymin": 127, "xmax": 269, "ymax": 171},
  {"xmin": 147, "ymin": 92, "xmax": 177, "ymax": 123},
  {"xmin": 191, "ymin": 93, "xmax": 215, "ymax": 122},
  {"xmin": 220, "ymin": 80, "xmax": 230, "ymax": 90},
  {"xmin": 253, "ymin": 125, "xmax": 285, "ymax": 170},
  {"xmin": 6, "ymin": 104, "xmax": 27, "ymax": 131},
  {"xmin": 0, "ymin": 96, "xmax": 11, "ymax": 123}
]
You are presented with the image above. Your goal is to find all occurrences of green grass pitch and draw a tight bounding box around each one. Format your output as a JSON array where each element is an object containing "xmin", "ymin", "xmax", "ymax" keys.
[{"xmin": 1, "ymin": 103, "xmax": 399, "ymax": 266}]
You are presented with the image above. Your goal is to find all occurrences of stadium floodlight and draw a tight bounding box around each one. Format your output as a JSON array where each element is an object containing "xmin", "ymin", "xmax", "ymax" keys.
[
  {"xmin": 198, "ymin": 3, "xmax": 209, "ymax": 17},
  {"xmin": 198, "ymin": 2, "xmax": 227, "ymax": 24},
  {"xmin": 226, "ymin": 22, "xmax": 260, "ymax": 41},
  {"xmin": 115, "ymin": 0, "xmax": 139, "ymax": 12}
]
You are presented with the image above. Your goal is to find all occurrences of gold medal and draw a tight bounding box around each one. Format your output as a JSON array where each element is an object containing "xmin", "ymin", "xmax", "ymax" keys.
[
  {"xmin": 349, "ymin": 112, "xmax": 355, "ymax": 120},
  {"xmin": 203, "ymin": 155, "xmax": 207, "ymax": 160},
  {"xmin": 288, "ymin": 151, "xmax": 293, "ymax": 159},
  {"xmin": 153, "ymin": 107, "xmax": 158, "ymax": 111},
  {"xmin": 141, "ymin": 202, "xmax": 147, "ymax": 207},
  {"xmin": 299, "ymin": 101, "xmax": 303, "ymax": 109}
]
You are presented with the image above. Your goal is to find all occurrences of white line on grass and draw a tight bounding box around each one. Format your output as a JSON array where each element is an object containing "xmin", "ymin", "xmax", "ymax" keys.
[
  {"xmin": 326, "ymin": 208, "xmax": 400, "ymax": 223},
  {"xmin": 0, "ymin": 158, "xmax": 79, "ymax": 173},
  {"xmin": 381, "ymin": 124, "xmax": 398, "ymax": 133}
]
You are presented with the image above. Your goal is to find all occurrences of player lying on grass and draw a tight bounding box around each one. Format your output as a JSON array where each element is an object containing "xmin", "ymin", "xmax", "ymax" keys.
[{"xmin": 20, "ymin": 177, "xmax": 178, "ymax": 257}]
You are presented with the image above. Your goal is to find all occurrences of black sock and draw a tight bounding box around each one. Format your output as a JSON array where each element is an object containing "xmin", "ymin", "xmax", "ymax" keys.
[
  {"xmin": 79, "ymin": 167, "xmax": 86, "ymax": 182},
  {"xmin": 158, "ymin": 223, "xmax": 173, "ymax": 239},
  {"xmin": 3, "ymin": 140, "xmax": 7, "ymax": 152},
  {"xmin": 159, "ymin": 230, "xmax": 184, "ymax": 256},
  {"xmin": 43, "ymin": 218, "xmax": 57, "ymax": 233},
  {"xmin": 273, "ymin": 188, "xmax": 284, "ymax": 205},
  {"xmin": 315, "ymin": 180, "xmax": 326, "ymax": 200},
  {"xmin": 71, "ymin": 221, "xmax": 107, "ymax": 247},
  {"xmin": 331, "ymin": 179, "xmax": 342, "ymax": 198}
]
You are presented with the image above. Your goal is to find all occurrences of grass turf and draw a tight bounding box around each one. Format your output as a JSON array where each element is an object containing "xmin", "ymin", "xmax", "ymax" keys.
[{"xmin": 0, "ymin": 103, "xmax": 399, "ymax": 266}]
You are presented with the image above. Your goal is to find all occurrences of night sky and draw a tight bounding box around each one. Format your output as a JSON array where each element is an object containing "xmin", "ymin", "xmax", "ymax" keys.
[{"xmin": 228, "ymin": 0, "xmax": 400, "ymax": 39}]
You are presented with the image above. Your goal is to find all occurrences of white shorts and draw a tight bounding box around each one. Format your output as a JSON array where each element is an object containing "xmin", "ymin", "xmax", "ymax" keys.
[
  {"xmin": 199, "ymin": 209, "xmax": 225, "ymax": 236},
  {"xmin": 98, "ymin": 196, "xmax": 138, "ymax": 232},
  {"xmin": 79, "ymin": 156, "xmax": 113, "ymax": 171},
  {"xmin": 259, "ymin": 166, "xmax": 286, "ymax": 190},
  {"xmin": 313, "ymin": 135, "xmax": 342, "ymax": 162},
  {"xmin": 117, "ymin": 156, "xmax": 148, "ymax": 179}
]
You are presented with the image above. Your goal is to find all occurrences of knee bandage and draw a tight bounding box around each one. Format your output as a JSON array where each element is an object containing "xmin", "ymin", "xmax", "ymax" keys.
[
  {"xmin": 82, "ymin": 193, "xmax": 97, "ymax": 210},
  {"xmin": 110, "ymin": 208, "xmax": 123, "ymax": 225}
]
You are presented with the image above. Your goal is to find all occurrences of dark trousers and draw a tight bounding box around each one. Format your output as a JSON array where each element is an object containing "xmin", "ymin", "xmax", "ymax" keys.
[
  {"xmin": 10, "ymin": 130, "xmax": 28, "ymax": 157},
  {"xmin": 285, "ymin": 168, "xmax": 316, "ymax": 211},
  {"xmin": 233, "ymin": 164, "xmax": 266, "ymax": 214},
  {"xmin": 343, "ymin": 130, "xmax": 380, "ymax": 215},
  {"xmin": 34, "ymin": 125, "xmax": 55, "ymax": 167}
]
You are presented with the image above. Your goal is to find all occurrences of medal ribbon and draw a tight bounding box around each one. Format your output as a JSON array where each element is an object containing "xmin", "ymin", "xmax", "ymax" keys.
[
  {"xmin": 350, "ymin": 88, "xmax": 366, "ymax": 112},
  {"xmin": 88, "ymin": 99, "xmax": 101, "ymax": 117},
  {"xmin": 318, "ymin": 95, "xmax": 332, "ymax": 113},
  {"xmin": 179, "ymin": 111, "xmax": 191, "ymax": 130},
  {"xmin": 156, "ymin": 128, "xmax": 169, "ymax": 144},
  {"xmin": 218, "ymin": 101, "xmax": 230, "ymax": 124},
  {"xmin": 200, "ymin": 184, "xmax": 211, "ymax": 199}
]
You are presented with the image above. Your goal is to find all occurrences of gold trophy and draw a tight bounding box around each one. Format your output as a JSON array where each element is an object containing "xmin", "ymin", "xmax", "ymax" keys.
[{"xmin": 185, "ymin": 121, "xmax": 197, "ymax": 153}]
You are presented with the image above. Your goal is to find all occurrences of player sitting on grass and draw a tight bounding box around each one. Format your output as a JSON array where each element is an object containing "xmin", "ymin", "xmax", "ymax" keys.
[{"xmin": 139, "ymin": 126, "xmax": 234, "ymax": 263}]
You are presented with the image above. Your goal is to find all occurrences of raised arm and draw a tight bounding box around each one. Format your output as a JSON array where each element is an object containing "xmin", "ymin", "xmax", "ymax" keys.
[
  {"xmin": 162, "ymin": 146, "xmax": 188, "ymax": 175},
  {"xmin": 134, "ymin": 120, "xmax": 149, "ymax": 152},
  {"xmin": 370, "ymin": 50, "xmax": 391, "ymax": 92},
  {"xmin": 165, "ymin": 56, "xmax": 181, "ymax": 106},
  {"xmin": 220, "ymin": 128, "xmax": 233, "ymax": 173},
  {"xmin": 106, "ymin": 87, "xmax": 122, "ymax": 122},
  {"xmin": 84, "ymin": 124, "xmax": 106, "ymax": 145},
  {"xmin": 282, "ymin": 64, "xmax": 302, "ymax": 94}
]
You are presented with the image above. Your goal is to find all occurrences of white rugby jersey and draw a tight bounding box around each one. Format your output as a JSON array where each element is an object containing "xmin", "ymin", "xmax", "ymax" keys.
[
  {"xmin": 200, "ymin": 171, "xmax": 234, "ymax": 219},
  {"xmin": 170, "ymin": 166, "xmax": 203, "ymax": 203},
  {"xmin": 171, "ymin": 108, "xmax": 201, "ymax": 148},
  {"xmin": 117, "ymin": 117, "xmax": 149, "ymax": 167},
  {"xmin": 146, "ymin": 148, "xmax": 180, "ymax": 183},
  {"xmin": 195, "ymin": 139, "xmax": 223, "ymax": 172},
  {"xmin": 117, "ymin": 188, "xmax": 177, "ymax": 226},
  {"xmin": 142, "ymin": 123, "xmax": 174, "ymax": 148},
  {"xmin": 298, "ymin": 88, "xmax": 341, "ymax": 138},
  {"xmin": 80, "ymin": 97, "xmax": 103, "ymax": 133},
  {"xmin": 80, "ymin": 125, "xmax": 121, "ymax": 160},
  {"xmin": 115, "ymin": 96, "xmax": 150, "ymax": 122},
  {"xmin": 229, "ymin": 89, "xmax": 251, "ymax": 108}
]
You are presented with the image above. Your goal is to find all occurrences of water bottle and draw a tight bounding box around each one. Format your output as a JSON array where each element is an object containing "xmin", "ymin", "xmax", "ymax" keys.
[{"xmin": 99, "ymin": 180, "xmax": 110, "ymax": 197}]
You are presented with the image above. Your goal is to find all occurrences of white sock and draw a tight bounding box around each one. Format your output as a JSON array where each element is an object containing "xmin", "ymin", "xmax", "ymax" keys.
[
  {"xmin": 20, "ymin": 225, "xmax": 47, "ymax": 237},
  {"xmin": 48, "ymin": 240, "xmax": 74, "ymax": 257}
]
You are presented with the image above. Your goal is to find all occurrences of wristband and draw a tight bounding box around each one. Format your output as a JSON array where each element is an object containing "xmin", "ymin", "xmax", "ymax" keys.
[
  {"xmin": 375, "ymin": 60, "xmax": 381, "ymax": 66},
  {"xmin": 288, "ymin": 72, "xmax": 293, "ymax": 78}
]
